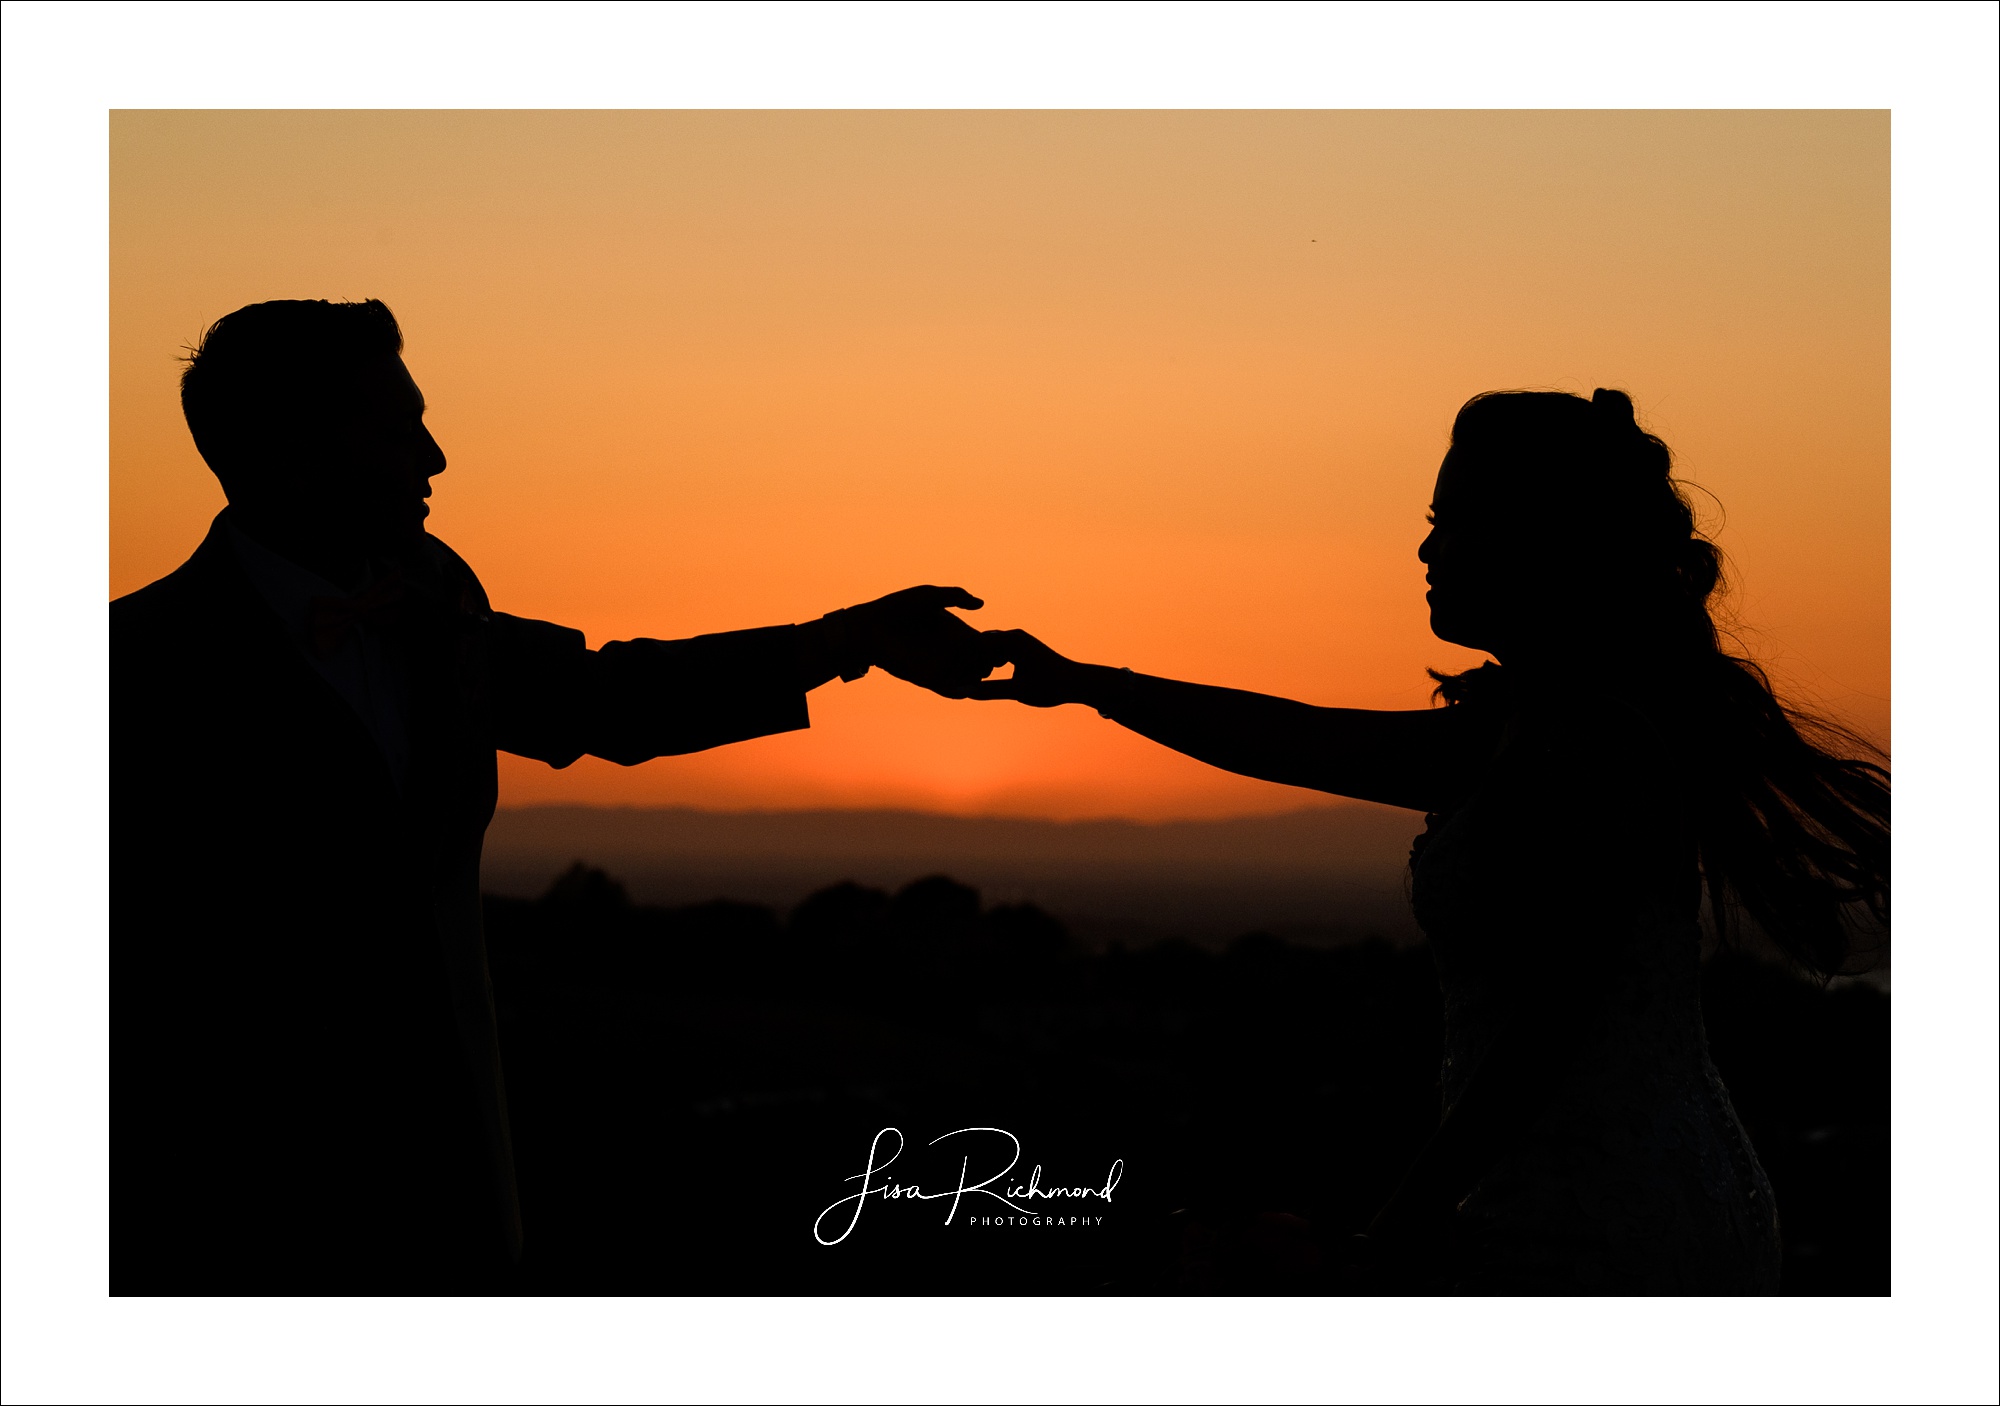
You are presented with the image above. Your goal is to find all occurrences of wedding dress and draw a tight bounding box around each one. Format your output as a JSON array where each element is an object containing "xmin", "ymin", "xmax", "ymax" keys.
[{"xmin": 1407, "ymin": 710, "xmax": 1783, "ymax": 1293}]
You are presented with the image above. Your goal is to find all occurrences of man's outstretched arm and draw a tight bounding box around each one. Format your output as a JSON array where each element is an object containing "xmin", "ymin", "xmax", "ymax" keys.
[{"xmin": 483, "ymin": 586, "xmax": 993, "ymax": 768}]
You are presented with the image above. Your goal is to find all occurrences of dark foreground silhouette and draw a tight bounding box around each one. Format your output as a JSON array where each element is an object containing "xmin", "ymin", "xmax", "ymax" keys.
[{"xmin": 481, "ymin": 865, "xmax": 1887, "ymax": 1295}]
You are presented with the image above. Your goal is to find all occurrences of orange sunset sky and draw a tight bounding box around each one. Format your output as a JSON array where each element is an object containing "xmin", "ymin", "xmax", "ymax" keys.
[{"xmin": 110, "ymin": 110, "xmax": 1888, "ymax": 820}]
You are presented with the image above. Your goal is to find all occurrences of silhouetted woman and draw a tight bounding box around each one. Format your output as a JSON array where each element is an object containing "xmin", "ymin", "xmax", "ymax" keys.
[{"xmin": 975, "ymin": 389, "xmax": 1889, "ymax": 1293}]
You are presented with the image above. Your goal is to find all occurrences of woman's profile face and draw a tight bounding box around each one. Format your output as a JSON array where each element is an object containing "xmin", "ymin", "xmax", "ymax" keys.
[{"xmin": 1417, "ymin": 450, "xmax": 1520, "ymax": 655}]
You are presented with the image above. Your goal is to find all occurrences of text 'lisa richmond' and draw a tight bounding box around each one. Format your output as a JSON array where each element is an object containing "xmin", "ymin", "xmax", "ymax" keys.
[{"xmin": 813, "ymin": 1127, "xmax": 1124, "ymax": 1245}]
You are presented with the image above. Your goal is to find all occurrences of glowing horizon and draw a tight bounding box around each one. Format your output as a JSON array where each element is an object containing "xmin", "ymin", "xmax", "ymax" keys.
[{"xmin": 111, "ymin": 111, "xmax": 1888, "ymax": 820}]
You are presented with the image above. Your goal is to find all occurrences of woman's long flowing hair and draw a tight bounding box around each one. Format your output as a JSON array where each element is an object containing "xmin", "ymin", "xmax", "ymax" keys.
[{"xmin": 1431, "ymin": 389, "xmax": 1889, "ymax": 979}]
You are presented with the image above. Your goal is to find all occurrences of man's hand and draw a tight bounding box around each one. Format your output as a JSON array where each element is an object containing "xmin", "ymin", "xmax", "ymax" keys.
[{"xmin": 811, "ymin": 586, "xmax": 1002, "ymax": 699}]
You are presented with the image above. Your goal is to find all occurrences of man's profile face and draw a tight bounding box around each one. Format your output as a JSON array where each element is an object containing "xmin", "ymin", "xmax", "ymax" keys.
[
  {"xmin": 287, "ymin": 354, "xmax": 448, "ymax": 556},
  {"xmin": 343, "ymin": 355, "xmax": 447, "ymax": 548}
]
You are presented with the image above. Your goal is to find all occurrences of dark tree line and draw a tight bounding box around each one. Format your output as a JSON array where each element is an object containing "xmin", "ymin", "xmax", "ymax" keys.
[{"xmin": 483, "ymin": 865, "xmax": 1886, "ymax": 1294}]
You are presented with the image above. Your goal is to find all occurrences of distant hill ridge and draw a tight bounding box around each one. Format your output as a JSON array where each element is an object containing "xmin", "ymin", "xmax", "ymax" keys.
[
  {"xmin": 483, "ymin": 803, "xmax": 1429, "ymax": 947},
  {"xmin": 487, "ymin": 802, "xmax": 1424, "ymax": 867}
]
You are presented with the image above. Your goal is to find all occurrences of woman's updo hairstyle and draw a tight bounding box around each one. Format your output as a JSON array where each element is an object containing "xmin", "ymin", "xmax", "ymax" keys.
[{"xmin": 1442, "ymin": 387, "xmax": 1723, "ymax": 648}]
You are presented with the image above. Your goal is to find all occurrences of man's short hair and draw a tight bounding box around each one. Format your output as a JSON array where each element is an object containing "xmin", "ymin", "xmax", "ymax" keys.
[{"xmin": 179, "ymin": 299, "xmax": 403, "ymax": 486}]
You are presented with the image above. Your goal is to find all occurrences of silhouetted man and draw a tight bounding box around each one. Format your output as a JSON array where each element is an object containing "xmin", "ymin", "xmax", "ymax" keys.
[{"xmin": 111, "ymin": 298, "xmax": 992, "ymax": 1291}]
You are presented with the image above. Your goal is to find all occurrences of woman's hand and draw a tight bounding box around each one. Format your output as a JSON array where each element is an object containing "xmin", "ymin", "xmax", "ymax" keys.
[{"xmin": 968, "ymin": 628, "xmax": 1100, "ymax": 708}]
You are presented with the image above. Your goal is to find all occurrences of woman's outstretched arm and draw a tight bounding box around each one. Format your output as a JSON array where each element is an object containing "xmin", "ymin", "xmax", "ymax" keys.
[{"xmin": 972, "ymin": 629, "xmax": 1498, "ymax": 813}]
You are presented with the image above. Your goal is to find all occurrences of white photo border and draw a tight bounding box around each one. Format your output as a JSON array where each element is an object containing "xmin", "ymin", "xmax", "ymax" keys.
[{"xmin": 3, "ymin": 3, "xmax": 1994, "ymax": 1403}]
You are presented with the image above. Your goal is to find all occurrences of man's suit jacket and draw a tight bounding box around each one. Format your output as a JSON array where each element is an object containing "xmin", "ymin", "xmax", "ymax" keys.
[{"xmin": 112, "ymin": 511, "xmax": 810, "ymax": 1290}]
